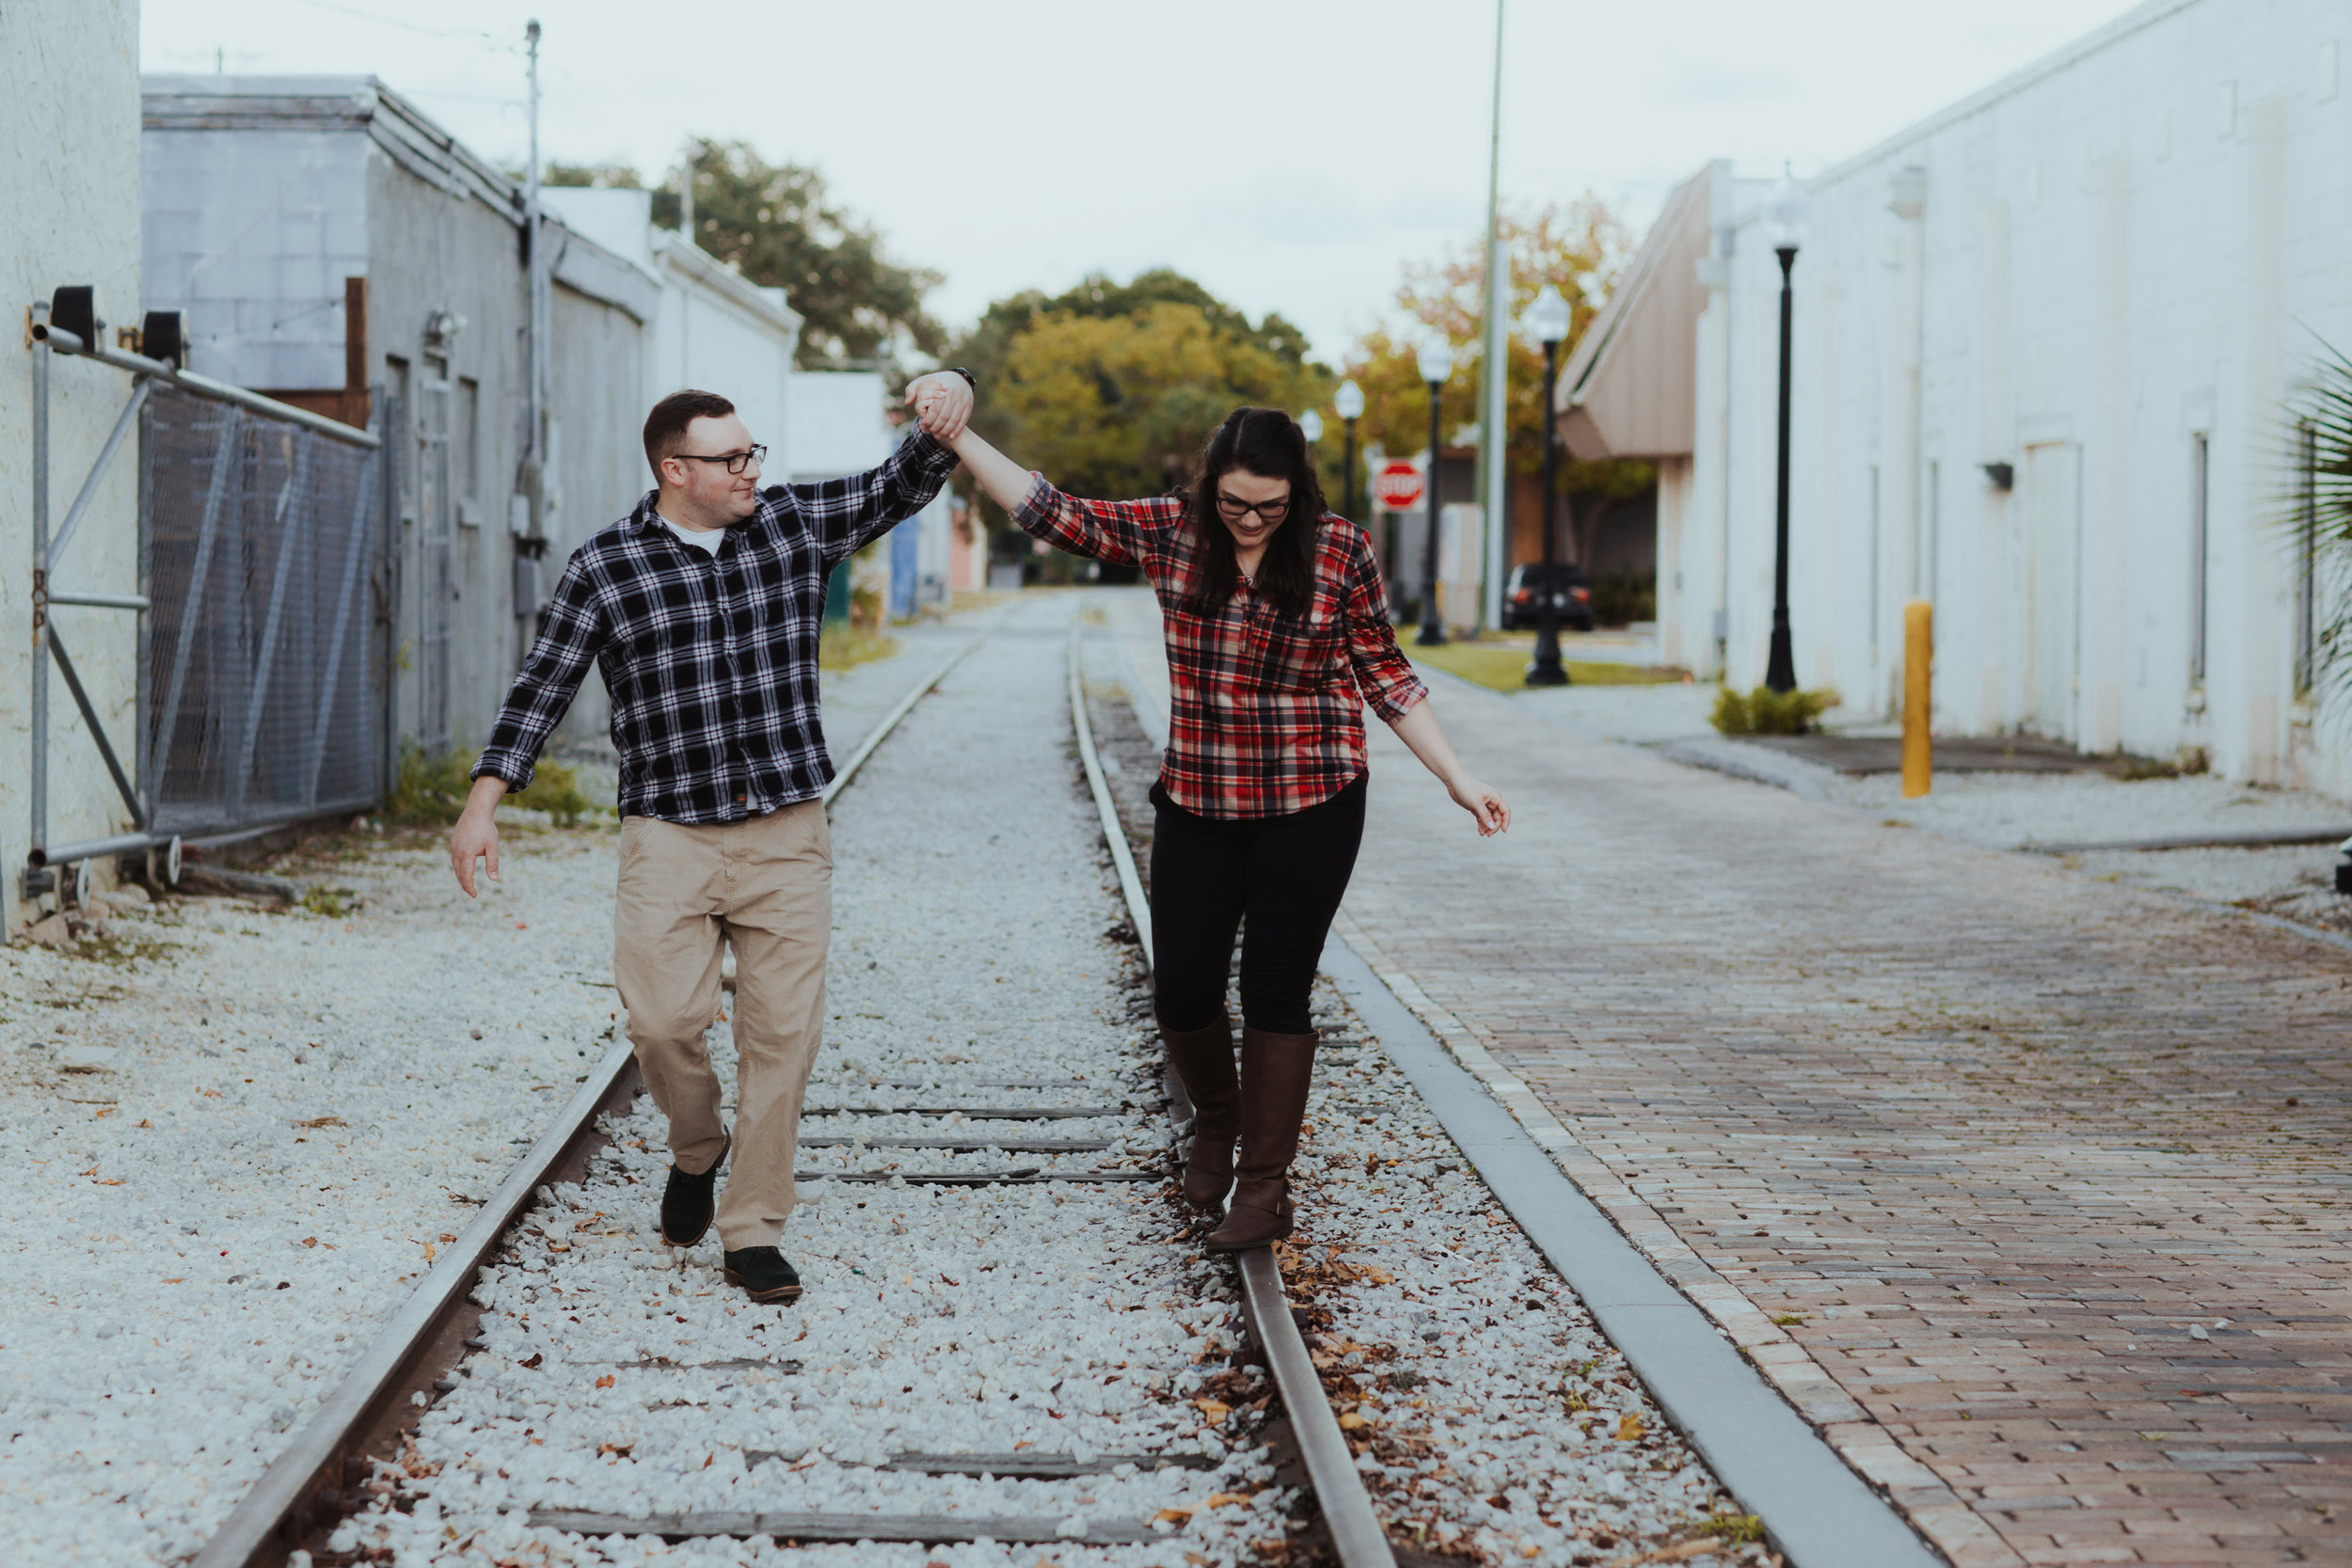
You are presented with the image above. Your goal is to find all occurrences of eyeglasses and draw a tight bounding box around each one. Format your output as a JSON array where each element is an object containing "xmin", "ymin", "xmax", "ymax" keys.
[
  {"xmin": 673, "ymin": 443, "xmax": 768, "ymax": 476},
  {"xmin": 1215, "ymin": 488, "xmax": 1291, "ymax": 525}
]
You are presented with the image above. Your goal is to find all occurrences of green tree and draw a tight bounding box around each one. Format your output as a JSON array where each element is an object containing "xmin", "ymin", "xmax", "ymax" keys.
[
  {"xmin": 1338, "ymin": 198, "xmax": 1645, "ymax": 487},
  {"xmin": 953, "ymin": 270, "xmax": 1334, "ymax": 553},
  {"xmin": 544, "ymin": 146, "xmax": 943, "ymax": 370}
]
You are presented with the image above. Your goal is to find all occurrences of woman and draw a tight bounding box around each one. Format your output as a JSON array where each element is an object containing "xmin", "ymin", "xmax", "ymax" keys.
[{"xmin": 943, "ymin": 405, "xmax": 1508, "ymax": 1251}]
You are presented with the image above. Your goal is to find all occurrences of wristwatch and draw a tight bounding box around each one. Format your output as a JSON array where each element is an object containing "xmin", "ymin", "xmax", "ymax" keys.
[{"xmin": 949, "ymin": 366, "xmax": 976, "ymax": 389}]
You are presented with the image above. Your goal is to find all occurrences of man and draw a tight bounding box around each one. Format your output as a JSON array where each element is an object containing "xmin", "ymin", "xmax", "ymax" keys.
[{"xmin": 449, "ymin": 374, "xmax": 974, "ymax": 1303}]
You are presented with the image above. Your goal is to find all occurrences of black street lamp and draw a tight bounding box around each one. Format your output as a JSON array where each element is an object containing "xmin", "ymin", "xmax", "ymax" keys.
[
  {"xmin": 1416, "ymin": 339, "xmax": 1454, "ymax": 646},
  {"xmin": 1525, "ymin": 283, "xmax": 1572, "ymax": 687},
  {"xmin": 1765, "ymin": 167, "xmax": 1805, "ymax": 694},
  {"xmin": 1334, "ymin": 378, "xmax": 1364, "ymax": 521}
]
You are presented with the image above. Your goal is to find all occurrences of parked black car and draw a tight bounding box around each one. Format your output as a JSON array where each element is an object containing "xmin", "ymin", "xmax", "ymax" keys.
[{"xmin": 1501, "ymin": 563, "xmax": 1596, "ymax": 632}]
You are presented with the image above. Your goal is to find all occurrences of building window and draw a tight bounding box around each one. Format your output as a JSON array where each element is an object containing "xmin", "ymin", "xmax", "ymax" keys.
[
  {"xmin": 459, "ymin": 377, "xmax": 482, "ymax": 504},
  {"xmin": 2189, "ymin": 433, "xmax": 2210, "ymax": 689},
  {"xmin": 1868, "ymin": 464, "xmax": 1882, "ymax": 665}
]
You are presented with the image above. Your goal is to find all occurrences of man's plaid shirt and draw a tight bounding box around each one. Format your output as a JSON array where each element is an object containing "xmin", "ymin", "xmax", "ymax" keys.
[
  {"xmin": 472, "ymin": 433, "xmax": 960, "ymax": 824},
  {"xmin": 1014, "ymin": 474, "xmax": 1426, "ymax": 819}
]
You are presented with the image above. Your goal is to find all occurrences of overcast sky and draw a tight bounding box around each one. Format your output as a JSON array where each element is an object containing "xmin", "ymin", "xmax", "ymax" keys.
[{"xmin": 143, "ymin": 0, "xmax": 2140, "ymax": 361}]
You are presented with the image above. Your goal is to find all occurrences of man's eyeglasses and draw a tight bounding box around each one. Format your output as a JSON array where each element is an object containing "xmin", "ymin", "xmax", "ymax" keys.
[
  {"xmin": 1215, "ymin": 489, "xmax": 1291, "ymax": 525},
  {"xmin": 674, "ymin": 443, "xmax": 768, "ymax": 476}
]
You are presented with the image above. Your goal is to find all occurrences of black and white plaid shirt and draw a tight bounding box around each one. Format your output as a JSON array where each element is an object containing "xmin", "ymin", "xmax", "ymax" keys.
[{"xmin": 471, "ymin": 432, "xmax": 960, "ymax": 824}]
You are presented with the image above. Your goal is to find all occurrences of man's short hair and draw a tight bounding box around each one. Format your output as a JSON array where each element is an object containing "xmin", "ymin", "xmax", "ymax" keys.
[{"xmin": 644, "ymin": 389, "xmax": 738, "ymax": 480}]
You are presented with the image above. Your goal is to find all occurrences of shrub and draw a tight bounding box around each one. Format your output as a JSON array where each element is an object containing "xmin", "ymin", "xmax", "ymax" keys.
[
  {"xmin": 1710, "ymin": 685, "xmax": 1838, "ymax": 736},
  {"xmin": 389, "ymin": 747, "xmax": 596, "ymax": 827},
  {"xmin": 1591, "ymin": 571, "xmax": 1656, "ymax": 627}
]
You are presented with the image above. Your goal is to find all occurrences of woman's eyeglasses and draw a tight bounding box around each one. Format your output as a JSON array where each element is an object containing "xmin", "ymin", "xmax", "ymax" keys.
[
  {"xmin": 1215, "ymin": 489, "xmax": 1291, "ymax": 525},
  {"xmin": 674, "ymin": 443, "xmax": 769, "ymax": 476}
]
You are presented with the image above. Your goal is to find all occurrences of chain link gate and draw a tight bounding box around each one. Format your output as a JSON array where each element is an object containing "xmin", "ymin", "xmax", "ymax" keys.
[
  {"xmin": 22, "ymin": 292, "xmax": 389, "ymax": 900},
  {"xmin": 144, "ymin": 385, "xmax": 388, "ymax": 840}
]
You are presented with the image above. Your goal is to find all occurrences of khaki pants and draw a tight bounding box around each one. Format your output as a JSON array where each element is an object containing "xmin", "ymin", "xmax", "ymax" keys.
[{"xmin": 612, "ymin": 800, "xmax": 831, "ymax": 1251}]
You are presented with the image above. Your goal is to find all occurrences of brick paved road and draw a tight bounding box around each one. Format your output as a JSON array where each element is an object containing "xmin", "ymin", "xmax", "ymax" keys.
[{"xmin": 1339, "ymin": 673, "xmax": 2352, "ymax": 1567}]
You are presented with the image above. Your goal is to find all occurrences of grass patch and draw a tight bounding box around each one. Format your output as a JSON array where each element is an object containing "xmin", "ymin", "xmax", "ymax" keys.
[
  {"xmin": 1407, "ymin": 640, "xmax": 1688, "ymax": 692},
  {"xmin": 819, "ymin": 624, "xmax": 901, "ymax": 673},
  {"xmin": 390, "ymin": 747, "xmax": 597, "ymax": 827},
  {"xmin": 1710, "ymin": 685, "xmax": 1838, "ymax": 736},
  {"xmin": 1689, "ymin": 1513, "xmax": 1769, "ymax": 1544}
]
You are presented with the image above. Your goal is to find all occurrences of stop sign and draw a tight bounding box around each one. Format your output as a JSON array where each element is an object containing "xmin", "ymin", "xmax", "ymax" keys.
[{"xmin": 1372, "ymin": 460, "xmax": 1424, "ymax": 512}]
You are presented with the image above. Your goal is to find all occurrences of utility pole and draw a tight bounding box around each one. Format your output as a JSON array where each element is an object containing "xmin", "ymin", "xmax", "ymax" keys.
[
  {"xmin": 521, "ymin": 19, "xmax": 548, "ymax": 543},
  {"xmin": 1477, "ymin": 0, "xmax": 1509, "ymax": 635}
]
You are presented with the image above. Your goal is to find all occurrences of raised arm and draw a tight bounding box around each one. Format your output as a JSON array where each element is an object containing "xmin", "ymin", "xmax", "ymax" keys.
[{"xmin": 944, "ymin": 425, "xmax": 1171, "ymax": 567}]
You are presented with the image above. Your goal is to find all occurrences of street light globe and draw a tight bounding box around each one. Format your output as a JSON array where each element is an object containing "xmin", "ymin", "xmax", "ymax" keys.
[
  {"xmin": 1771, "ymin": 161, "xmax": 1807, "ymax": 253},
  {"xmin": 1333, "ymin": 379, "xmax": 1365, "ymax": 420},
  {"xmin": 1298, "ymin": 409, "xmax": 1324, "ymax": 444},
  {"xmin": 1527, "ymin": 283, "xmax": 1572, "ymax": 347},
  {"xmin": 1416, "ymin": 338, "xmax": 1454, "ymax": 387}
]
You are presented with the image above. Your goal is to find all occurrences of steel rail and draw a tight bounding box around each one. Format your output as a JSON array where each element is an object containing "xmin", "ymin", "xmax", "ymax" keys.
[
  {"xmin": 1066, "ymin": 618, "xmax": 1397, "ymax": 1568},
  {"xmin": 187, "ymin": 630, "xmax": 987, "ymax": 1568}
]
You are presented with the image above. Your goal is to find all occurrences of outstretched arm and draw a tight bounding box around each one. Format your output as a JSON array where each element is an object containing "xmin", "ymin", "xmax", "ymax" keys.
[
  {"xmin": 938, "ymin": 423, "xmax": 1163, "ymax": 567},
  {"xmin": 1386, "ymin": 700, "xmax": 1509, "ymax": 837}
]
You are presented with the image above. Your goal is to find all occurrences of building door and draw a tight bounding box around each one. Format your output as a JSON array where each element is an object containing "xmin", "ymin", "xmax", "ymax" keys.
[
  {"xmin": 416, "ymin": 354, "xmax": 455, "ymax": 754},
  {"xmin": 2023, "ymin": 441, "xmax": 2080, "ymax": 740}
]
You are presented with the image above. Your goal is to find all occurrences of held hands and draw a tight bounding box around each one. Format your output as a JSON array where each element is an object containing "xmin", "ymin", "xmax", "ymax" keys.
[
  {"xmin": 905, "ymin": 372, "xmax": 973, "ymax": 443},
  {"xmin": 1447, "ymin": 774, "xmax": 1511, "ymax": 837}
]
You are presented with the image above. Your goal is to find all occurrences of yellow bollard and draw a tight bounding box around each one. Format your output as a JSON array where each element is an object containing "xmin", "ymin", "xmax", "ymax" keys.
[{"xmin": 1901, "ymin": 598, "xmax": 1932, "ymax": 799}]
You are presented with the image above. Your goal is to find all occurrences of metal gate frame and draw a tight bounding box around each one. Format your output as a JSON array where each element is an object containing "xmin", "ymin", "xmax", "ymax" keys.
[{"xmin": 22, "ymin": 291, "xmax": 384, "ymax": 900}]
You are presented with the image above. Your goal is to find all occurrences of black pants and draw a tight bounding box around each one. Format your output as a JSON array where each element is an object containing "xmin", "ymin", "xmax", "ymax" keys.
[{"xmin": 1150, "ymin": 773, "xmax": 1367, "ymax": 1036}]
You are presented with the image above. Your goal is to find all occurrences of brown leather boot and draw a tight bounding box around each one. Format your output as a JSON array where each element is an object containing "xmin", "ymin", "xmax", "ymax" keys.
[
  {"xmin": 1204, "ymin": 1025, "xmax": 1315, "ymax": 1252},
  {"xmin": 1160, "ymin": 1011, "xmax": 1239, "ymax": 1209}
]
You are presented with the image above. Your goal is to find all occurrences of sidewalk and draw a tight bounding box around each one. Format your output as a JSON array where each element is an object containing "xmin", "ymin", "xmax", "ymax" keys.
[{"xmin": 1332, "ymin": 675, "xmax": 2352, "ymax": 1566}]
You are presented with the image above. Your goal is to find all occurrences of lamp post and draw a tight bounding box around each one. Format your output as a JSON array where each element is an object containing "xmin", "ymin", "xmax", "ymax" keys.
[
  {"xmin": 1765, "ymin": 166, "xmax": 1804, "ymax": 694},
  {"xmin": 1416, "ymin": 339, "xmax": 1454, "ymax": 645},
  {"xmin": 1334, "ymin": 379, "xmax": 1365, "ymax": 520},
  {"xmin": 1525, "ymin": 284, "xmax": 1572, "ymax": 687},
  {"xmin": 1297, "ymin": 408, "xmax": 1323, "ymax": 447}
]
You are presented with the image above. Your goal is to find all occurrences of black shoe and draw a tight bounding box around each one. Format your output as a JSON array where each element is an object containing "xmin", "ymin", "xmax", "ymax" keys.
[
  {"xmin": 722, "ymin": 1246, "xmax": 803, "ymax": 1304},
  {"xmin": 660, "ymin": 1135, "xmax": 728, "ymax": 1247}
]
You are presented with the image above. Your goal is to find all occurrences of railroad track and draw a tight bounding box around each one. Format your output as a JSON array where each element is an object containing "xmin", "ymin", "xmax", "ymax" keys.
[{"xmin": 189, "ymin": 603, "xmax": 1404, "ymax": 1568}]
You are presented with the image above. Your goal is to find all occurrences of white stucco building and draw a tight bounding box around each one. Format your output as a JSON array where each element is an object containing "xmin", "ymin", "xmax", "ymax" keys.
[
  {"xmin": 1578, "ymin": 0, "xmax": 2347, "ymax": 792},
  {"xmin": 2, "ymin": 2, "xmax": 143, "ymax": 933}
]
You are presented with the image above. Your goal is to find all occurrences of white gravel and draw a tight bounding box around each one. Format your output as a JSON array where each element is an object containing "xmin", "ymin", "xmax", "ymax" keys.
[
  {"xmin": 340, "ymin": 598, "xmax": 1295, "ymax": 1568},
  {"xmin": 0, "ymin": 827, "xmax": 619, "ymax": 1565},
  {"xmin": 0, "ymin": 623, "xmax": 983, "ymax": 1567}
]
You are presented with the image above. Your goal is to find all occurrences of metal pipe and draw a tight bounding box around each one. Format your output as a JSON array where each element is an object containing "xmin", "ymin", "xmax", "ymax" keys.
[
  {"xmin": 46, "ymin": 379, "xmax": 151, "ymax": 568},
  {"xmin": 46, "ymin": 591, "xmax": 151, "ymax": 610},
  {"xmin": 1765, "ymin": 245, "xmax": 1798, "ymax": 694},
  {"xmin": 45, "ymin": 629, "xmax": 143, "ymax": 824},
  {"xmin": 1527, "ymin": 336, "xmax": 1567, "ymax": 687},
  {"xmin": 1417, "ymin": 377, "xmax": 1448, "ymax": 645},
  {"xmin": 29, "ymin": 324, "xmax": 380, "ymax": 450},
  {"xmin": 30, "ymin": 312, "xmax": 50, "ymax": 866},
  {"xmin": 28, "ymin": 832, "xmax": 164, "ymax": 869}
]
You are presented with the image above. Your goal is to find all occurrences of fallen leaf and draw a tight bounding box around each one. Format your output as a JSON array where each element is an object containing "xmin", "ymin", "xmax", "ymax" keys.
[
  {"xmin": 135, "ymin": 1119, "xmax": 151, "ymax": 1128},
  {"xmin": 294, "ymin": 1116, "xmax": 346, "ymax": 1129},
  {"xmin": 163, "ymin": 1277, "xmax": 185, "ymax": 1284},
  {"xmin": 1616, "ymin": 1414, "xmax": 1645, "ymax": 1441},
  {"xmin": 93, "ymin": 1106, "xmax": 117, "ymax": 1118},
  {"xmin": 1337, "ymin": 1412, "xmax": 1369, "ymax": 1431},
  {"xmin": 1193, "ymin": 1398, "xmax": 1231, "ymax": 1426},
  {"xmin": 596, "ymin": 1442, "xmax": 631, "ymax": 1457},
  {"xmin": 518, "ymin": 1354, "xmax": 543, "ymax": 1370},
  {"xmin": 98, "ymin": 1179, "xmax": 127, "ymax": 1186},
  {"xmin": 1364, "ymin": 1267, "xmax": 1394, "ymax": 1285},
  {"xmin": 421, "ymin": 1243, "xmax": 437, "ymax": 1263},
  {"xmin": 298, "ymin": 1237, "xmax": 319, "ymax": 1248},
  {"xmin": 1154, "ymin": 1508, "xmax": 1196, "ymax": 1524},
  {"xmin": 1203, "ymin": 1493, "xmax": 1250, "ymax": 1509},
  {"xmin": 595, "ymin": 1375, "xmax": 615, "ymax": 1389}
]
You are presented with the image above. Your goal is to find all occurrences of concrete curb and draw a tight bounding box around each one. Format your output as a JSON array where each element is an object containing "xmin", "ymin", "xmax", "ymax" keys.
[{"xmin": 1320, "ymin": 932, "xmax": 1955, "ymax": 1568}]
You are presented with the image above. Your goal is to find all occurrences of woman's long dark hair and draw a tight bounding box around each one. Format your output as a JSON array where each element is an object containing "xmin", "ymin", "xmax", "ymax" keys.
[{"xmin": 1183, "ymin": 407, "xmax": 1329, "ymax": 619}]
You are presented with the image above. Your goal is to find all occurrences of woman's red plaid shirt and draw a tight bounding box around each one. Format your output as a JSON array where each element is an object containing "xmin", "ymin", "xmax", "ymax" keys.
[{"xmin": 1015, "ymin": 474, "xmax": 1428, "ymax": 820}]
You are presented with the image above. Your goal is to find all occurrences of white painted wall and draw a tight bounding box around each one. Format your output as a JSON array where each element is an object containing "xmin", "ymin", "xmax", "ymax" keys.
[
  {"xmin": 0, "ymin": 0, "xmax": 143, "ymax": 934},
  {"xmin": 1685, "ymin": 0, "xmax": 2351, "ymax": 790}
]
